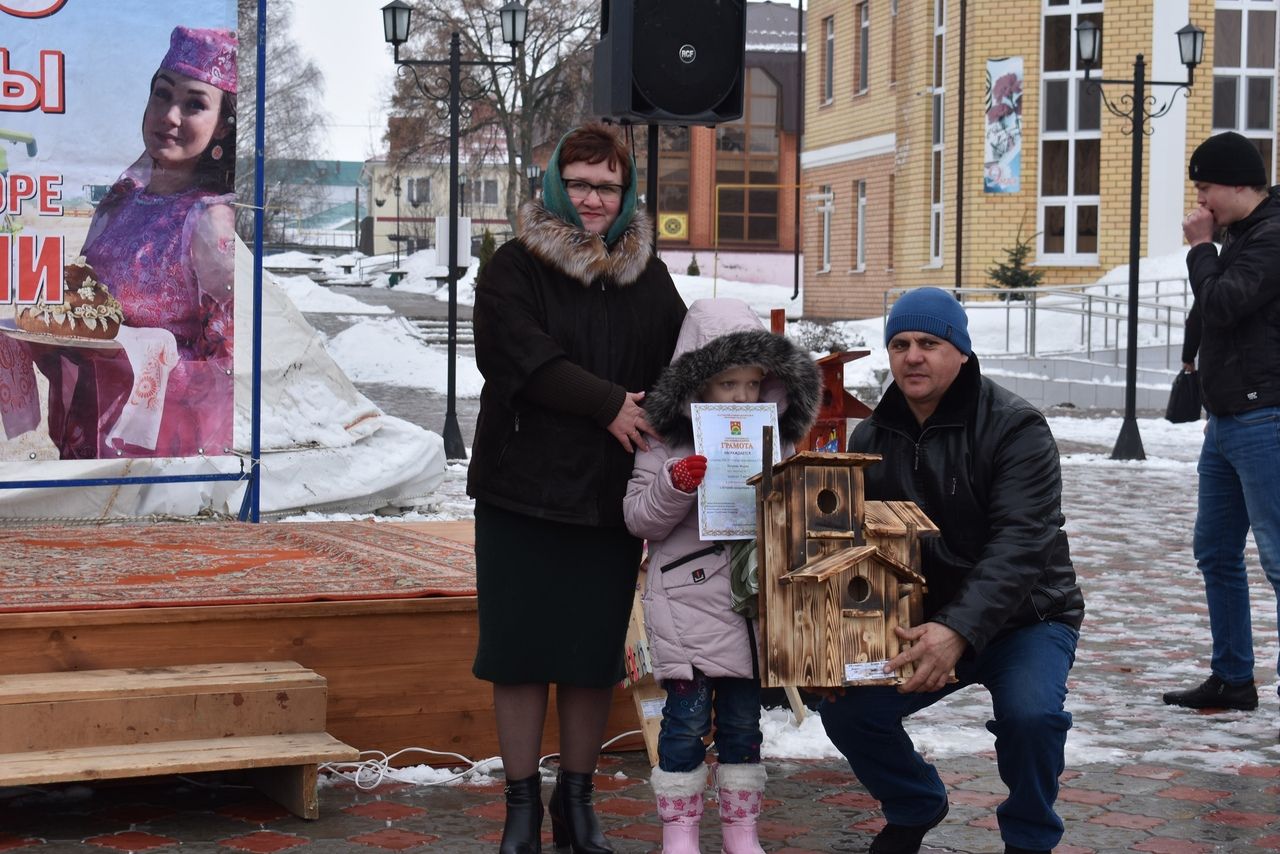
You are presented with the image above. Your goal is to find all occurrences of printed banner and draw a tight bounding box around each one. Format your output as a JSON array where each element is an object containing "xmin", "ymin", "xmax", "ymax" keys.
[
  {"xmin": 984, "ymin": 56, "xmax": 1023, "ymax": 194},
  {"xmin": 0, "ymin": 0, "xmax": 237, "ymax": 461}
]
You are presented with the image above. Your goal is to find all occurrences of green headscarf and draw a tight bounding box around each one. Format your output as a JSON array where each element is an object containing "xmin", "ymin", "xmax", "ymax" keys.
[{"xmin": 541, "ymin": 127, "xmax": 640, "ymax": 248}]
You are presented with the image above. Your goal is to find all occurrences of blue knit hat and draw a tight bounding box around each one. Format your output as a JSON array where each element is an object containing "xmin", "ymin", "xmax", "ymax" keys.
[{"xmin": 885, "ymin": 287, "xmax": 972, "ymax": 355}]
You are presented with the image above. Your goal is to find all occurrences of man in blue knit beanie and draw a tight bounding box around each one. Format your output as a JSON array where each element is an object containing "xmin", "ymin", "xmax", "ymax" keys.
[{"xmin": 820, "ymin": 287, "xmax": 1084, "ymax": 854}]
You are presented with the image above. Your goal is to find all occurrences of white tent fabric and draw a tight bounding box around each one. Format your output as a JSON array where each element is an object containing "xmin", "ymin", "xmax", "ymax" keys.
[{"xmin": 0, "ymin": 240, "xmax": 445, "ymax": 522}]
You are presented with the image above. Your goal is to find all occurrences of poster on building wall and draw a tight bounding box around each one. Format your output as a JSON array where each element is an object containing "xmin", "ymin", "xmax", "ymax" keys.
[
  {"xmin": 984, "ymin": 56, "xmax": 1023, "ymax": 194},
  {"xmin": 0, "ymin": 0, "xmax": 237, "ymax": 463}
]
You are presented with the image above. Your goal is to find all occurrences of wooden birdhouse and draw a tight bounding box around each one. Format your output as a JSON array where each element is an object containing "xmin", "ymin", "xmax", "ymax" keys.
[{"xmin": 748, "ymin": 445, "xmax": 940, "ymax": 688}]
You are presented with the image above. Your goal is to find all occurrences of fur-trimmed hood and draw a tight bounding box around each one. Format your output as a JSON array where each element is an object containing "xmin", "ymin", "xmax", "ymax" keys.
[
  {"xmin": 645, "ymin": 298, "xmax": 820, "ymax": 446},
  {"xmin": 517, "ymin": 200, "xmax": 654, "ymax": 287}
]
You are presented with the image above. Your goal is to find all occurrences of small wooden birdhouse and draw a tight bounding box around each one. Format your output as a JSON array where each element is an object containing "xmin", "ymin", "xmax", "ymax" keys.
[{"xmin": 748, "ymin": 447, "xmax": 940, "ymax": 688}]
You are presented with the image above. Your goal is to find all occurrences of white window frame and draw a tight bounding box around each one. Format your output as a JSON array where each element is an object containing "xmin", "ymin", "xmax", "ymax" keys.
[
  {"xmin": 890, "ymin": 0, "xmax": 899, "ymax": 85},
  {"xmin": 407, "ymin": 176, "xmax": 431, "ymax": 206},
  {"xmin": 928, "ymin": 0, "xmax": 945, "ymax": 267},
  {"xmin": 1212, "ymin": 0, "xmax": 1279, "ymax": 181},
  {"xmin": 823, "ymin": 16, "xmax": 835, "ymax": 104},
  {"xmin": 854, "ymin": 179, "xmax": 867, "ymax": 270},
  {"xmin": 857, "ymin": 1, "xmax": 870, "ymax": 94},
  {"xmin": 819, "ymin": 184, "xmax": 833, "ymax": 272},
  {"xmin": 1037, "ymin": 0, "xmax": 1102, "ymax": 265}
]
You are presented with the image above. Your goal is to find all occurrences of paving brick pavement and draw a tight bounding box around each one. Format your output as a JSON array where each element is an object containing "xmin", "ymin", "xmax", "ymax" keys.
[{"xmin": 2, "ymin": 419, "xmax": 1278, "ymax": 852}]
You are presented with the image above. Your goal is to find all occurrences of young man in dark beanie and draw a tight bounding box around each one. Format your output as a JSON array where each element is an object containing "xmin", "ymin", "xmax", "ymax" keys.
[
  {"xmin": 819, "ymin": 288, "xmax": 1085, "ymax": 854},
  {"xmin": 1163, "ymin": 131, "xmax": 1280, "ymax": 721}
]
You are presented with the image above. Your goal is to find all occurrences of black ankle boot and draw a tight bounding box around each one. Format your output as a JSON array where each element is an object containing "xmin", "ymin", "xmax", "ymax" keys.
[
  {"xmin": 500, "ymin": 773, "xmax": 543, "ymax": 854},
  {"xmin": 1162, "ymin": 674, "xmax": 1258, "ymax": 711},
  {"xmin": 548, "ymin": 770, "xmax": 613, "ymax": 853}
]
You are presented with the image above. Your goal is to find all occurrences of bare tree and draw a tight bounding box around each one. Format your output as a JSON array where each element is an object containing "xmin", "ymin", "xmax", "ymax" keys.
[
  {"xmin": 386, "ymin": 0, "xmax": 599, "ymax": 230},
  {"xmin": 235, "ymin": 0, "xmax": 329, "ymax": 242}
]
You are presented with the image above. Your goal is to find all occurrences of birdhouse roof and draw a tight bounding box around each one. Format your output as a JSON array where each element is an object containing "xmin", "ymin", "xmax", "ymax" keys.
[
  {"xmin": 746, "ymin": 451, "xmax": 882, "ymax": 484},
  {"xmin": 781, "ymin": 543, "xmax": 926, "ymax": 585},
  {"xmin": 863, "ymin": 501, "xmax": 941, "ymax": 537}
]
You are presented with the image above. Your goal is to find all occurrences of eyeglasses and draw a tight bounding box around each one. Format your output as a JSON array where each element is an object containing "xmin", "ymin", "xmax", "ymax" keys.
[{"xmin": 562, "ymin": 178, "xmax": 625, "ymax": 203}]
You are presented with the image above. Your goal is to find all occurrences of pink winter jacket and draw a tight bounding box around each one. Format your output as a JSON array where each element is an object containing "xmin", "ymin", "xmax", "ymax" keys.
[{"xmin": 622, "ymin": 298, "xmax": 820, "ymax": 683}]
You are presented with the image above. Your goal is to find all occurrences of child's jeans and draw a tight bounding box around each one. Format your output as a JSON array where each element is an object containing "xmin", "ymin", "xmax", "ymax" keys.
[{"xmin": 657, "ymin": 669, "xmax": 762, "ymax": 773}]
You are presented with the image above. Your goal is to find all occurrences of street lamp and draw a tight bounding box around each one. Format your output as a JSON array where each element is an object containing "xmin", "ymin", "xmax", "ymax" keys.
[
  {"xmin": 525, "ymin": 163, "xmax": 543, "ymax": 199},
  {"xmin": 382, "ymin": 0, "xmax": 528, "ymax": 461},
  {"xmin": 1075, "ymin": 19, "xmax": 1204, "ymax": 461}
]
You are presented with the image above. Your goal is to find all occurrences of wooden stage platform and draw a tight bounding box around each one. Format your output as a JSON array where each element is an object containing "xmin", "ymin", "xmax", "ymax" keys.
[{"xmin": 0, "ymin": 520, "xmax": 644, "ymax": 766}]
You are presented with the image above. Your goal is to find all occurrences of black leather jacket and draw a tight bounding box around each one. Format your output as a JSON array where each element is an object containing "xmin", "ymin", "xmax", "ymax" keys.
[
  {"xmin": 1186, "ymin": 187, "xmax": 1280, "ymax": 415},
  {"xmin": 850, "ymin": 357, "xmax": 1085, "ymax": 655}
]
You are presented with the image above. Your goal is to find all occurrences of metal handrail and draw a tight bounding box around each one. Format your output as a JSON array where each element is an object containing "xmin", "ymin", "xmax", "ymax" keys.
[{"xmin": 882, "ymin": 280, "xmax": 1192, "ymax": 366}]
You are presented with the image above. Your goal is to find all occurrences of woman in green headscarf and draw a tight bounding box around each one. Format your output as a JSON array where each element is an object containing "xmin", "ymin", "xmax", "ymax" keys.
[{"xmin": 467, "ymin": 122, "xmax": 687, "ymax": 853}]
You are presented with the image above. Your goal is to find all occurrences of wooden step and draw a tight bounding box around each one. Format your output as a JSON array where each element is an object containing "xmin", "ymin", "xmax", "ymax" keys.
[
  {"xmin": 0, "ymin": 662, "xmax": 328, "ymax": 753},
  {"xmin": 0, "ymin": 733, "xmax": 359, "ymax": 819}
]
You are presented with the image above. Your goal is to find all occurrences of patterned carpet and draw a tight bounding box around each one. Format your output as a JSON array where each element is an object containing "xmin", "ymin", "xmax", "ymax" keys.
[{"xmin": 0, "ymin": 522, "xmax": 476, "ymax": 612}]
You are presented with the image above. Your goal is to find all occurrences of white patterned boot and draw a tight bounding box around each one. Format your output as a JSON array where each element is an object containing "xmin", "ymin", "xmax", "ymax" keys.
[{"xmin": 652, "ymin": 764, "xmax": 708, "ymax": 853}]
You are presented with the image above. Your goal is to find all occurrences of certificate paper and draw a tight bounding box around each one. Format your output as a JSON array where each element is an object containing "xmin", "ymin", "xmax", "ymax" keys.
[{"xmin": 691, "ymin": 402, "xmax": 781, "ymax": 540}]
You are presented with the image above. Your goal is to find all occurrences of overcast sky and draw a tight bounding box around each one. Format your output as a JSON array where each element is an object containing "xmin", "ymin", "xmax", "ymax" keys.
[{"xmin": 289, "ymin": 0, "xmax": 396, "ymax": 163}]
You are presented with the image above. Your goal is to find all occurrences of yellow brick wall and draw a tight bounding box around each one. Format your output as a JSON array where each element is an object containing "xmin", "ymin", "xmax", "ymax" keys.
[
  {"xmin": 803, "ymin": 0, "xmax": 1234, "ymax": 319},
  {"xmin": 1185, "ymin": 0, "xmax": 1219, "ymax": 215},
  {"xmin": 804, "ymin": 153, "xmax": 897, "ymax": 320}
]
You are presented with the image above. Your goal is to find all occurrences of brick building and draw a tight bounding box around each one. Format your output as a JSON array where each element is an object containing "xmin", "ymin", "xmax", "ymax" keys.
[{"xmin": 801, "ymin": 0, "xmax": 1275, "ymax": 319}]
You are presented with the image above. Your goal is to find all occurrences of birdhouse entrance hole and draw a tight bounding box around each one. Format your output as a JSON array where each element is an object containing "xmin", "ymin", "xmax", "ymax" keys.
[
  {"xmin": 816, "ymin": 488, "xmax": 839, "ymax": 515},
  {"xmin": 847, "ymin": 575, "xmax": 872, "ymax": 604}
]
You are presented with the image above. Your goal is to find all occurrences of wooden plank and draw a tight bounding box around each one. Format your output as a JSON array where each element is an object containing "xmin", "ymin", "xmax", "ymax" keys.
[
  {"xmin": 887, "ymin": 501, "xmax": 940, "ymax": 536},
  {"xmin": 782, "ymin": 687, "xmax": 806, "ymax": 725},
  {"xmin": 396, "ymin": 520, "xmax": 475, "ymax": 545},
  {"xmin": 760, "ymin": 489, "xmax": 791, "ymax": 688},
  {"xmin": 747, "ymin": 451, "xmax": 882, "ymax": 483},
  {"xmin": 0, "ymin": 598, "xmax": 643, "ymax": 767},
  {"xmin": 0, "ymin": 733, "xmax": 358, "ymax": 787},
  {"xmin": 782, "ymin": 545, "xmax": 875, "ymax": 584},
  {"xmin": 863, "ymin": 501, "xmax": 908, "ymax": 536},
  {"xmin": 0, "ymin": 685, "xmax": 328, "ymax": 753},
  {"xmin": 0, "ymin": 661, "xmax": 319, "ymax": 704},
  {"xmin": 803, "ymin": 465, "xmax": 852, "ymax": 534},
  {"xmin": 249, "ymin": 763, "xmax": 320, "ymax": 820},
  {"xmin": 0, "ymin": 596, "xmax": 477, "ymax": 632},
  {"xmin": 629, "ymin": 676, "xmax": 666, "ymax": 768}
]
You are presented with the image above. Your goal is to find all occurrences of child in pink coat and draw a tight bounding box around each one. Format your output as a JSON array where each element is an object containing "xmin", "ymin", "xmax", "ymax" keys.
[{"xmin": 623, "ymin": 298, "xmax": 819, "ymax": 853}]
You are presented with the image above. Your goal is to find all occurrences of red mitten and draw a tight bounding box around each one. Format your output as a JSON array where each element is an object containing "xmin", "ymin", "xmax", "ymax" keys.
[{"xmin": 671, "ymin": 454, "xmax": 708, "ymax": 493}]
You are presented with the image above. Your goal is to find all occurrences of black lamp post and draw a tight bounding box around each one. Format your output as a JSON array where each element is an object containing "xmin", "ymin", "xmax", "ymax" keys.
[
  {"xmin": 525, "ymin": 163, "xmax": 543, "ymax": 199},
  {"xmin": 1076, "ymin": 19, "xmax": 1204, "ymax": 461},
  {"xmin": 382, "ymin": 0, "xmax": 528, "ymax": 461}
]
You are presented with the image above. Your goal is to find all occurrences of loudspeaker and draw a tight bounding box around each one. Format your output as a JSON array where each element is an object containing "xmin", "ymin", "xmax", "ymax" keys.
[{"xmin": 592, "ymin": 0, "xmax": 746, "ymax": 125}]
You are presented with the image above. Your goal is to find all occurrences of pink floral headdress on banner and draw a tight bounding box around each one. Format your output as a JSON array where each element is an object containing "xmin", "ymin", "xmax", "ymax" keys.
[{"xmin": 160, "ymin": 26, "xmax": 237, "ymax": 94}]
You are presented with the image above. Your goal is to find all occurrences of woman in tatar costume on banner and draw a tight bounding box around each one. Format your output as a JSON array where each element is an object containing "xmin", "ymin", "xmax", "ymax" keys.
[{"xmin": 31, "ymin": 25, "xmax": 237, "ymax": 459}]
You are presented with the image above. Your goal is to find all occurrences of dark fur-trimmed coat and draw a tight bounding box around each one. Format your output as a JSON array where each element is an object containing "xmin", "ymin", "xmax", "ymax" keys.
[
  {"xmin": 466, "ymin": 201, "xmax": 686, "ymax": 528},
  {"xmin": 623, "ymin": 298, "xmax": 820, "ymax": 682}
]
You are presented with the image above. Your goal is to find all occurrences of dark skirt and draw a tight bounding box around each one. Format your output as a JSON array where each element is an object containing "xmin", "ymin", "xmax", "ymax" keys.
[{"xmin": 472, "ymin": 501, "xmax": 642, "ymax": 688}]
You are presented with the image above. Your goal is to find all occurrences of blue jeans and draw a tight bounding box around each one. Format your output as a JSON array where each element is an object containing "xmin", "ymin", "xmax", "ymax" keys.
[
  {"xmin": 1194, "ymin": 407, "xmax": 1280, "ymax": 687},
  {"xmin": 658, "ymin": 670, "xmax": 762, "ymax": 773},
  {"xmin": 820, "ymin": 621, "xmax": 1078, "ymax": 852}
]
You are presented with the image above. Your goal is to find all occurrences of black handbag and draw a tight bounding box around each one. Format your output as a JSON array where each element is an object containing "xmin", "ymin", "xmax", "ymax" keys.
[{"xmin": 1165, "ymin": 369, "xmax": 1202, "ymax": 423}]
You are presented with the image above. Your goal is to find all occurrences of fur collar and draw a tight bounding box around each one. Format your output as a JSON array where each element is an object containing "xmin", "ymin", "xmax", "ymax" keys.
[
  {"xmin": 517, "ymin": 201, "xmax": 654, "ymax": 287},
  {"xmin": 645, "ymin": 329, "xmax": 821, "ymax": 447}
]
